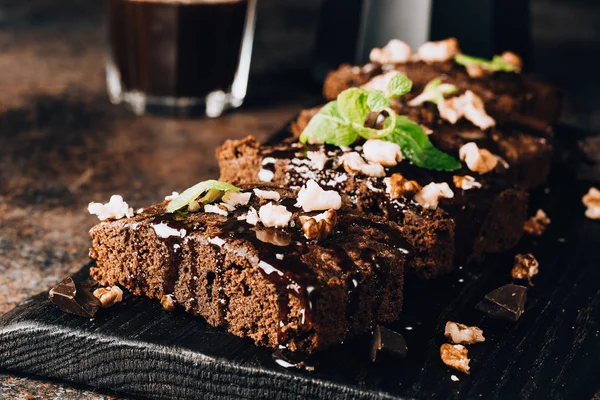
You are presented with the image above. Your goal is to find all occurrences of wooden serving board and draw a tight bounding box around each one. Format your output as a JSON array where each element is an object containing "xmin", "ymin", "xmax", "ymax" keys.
[{"xmin": 0, "ymin": 126, "xmax": 599, "ymax": 400}]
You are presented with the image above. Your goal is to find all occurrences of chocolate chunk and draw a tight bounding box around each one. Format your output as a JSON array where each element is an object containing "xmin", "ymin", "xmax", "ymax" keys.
[
  {"xmin": 49, "ymin": 277, "xmax": 101, "ymax": 318},
  {"xmin": 476, "ymin": 283, "xmax": 527, "ymax": 321},
  {"xmin": 370, "ymin": 325, "xmax": 407, "ymax": 362}
]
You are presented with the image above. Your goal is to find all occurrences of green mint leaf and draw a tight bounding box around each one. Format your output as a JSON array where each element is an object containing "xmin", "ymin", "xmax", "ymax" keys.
[
  {"xmin": 299, "ymin": 74, "xmax": 415, "ymax": 147},
  {"xmin": 455, "ymin": 53, "xmax": 515, "ymax": 73},
  {"xmin": 337, "ymin": 88, "xmax": 371, "ymax": 125},
  {"xmin": 299, "ymin": 101, "xmax": 358, "ymax": 146},
  {"xmin": 353, "ymin": 108, "xmax": 396, "ymax": 139},
  {"xmin": 198, "ymin": 189, "xmax": 223, "ymax": 204},
  {"xmin": 409, "ymin": 78, "xmax": 457, "ymax": 106},
  {"xmin": 385, "ymin": 73, "xmax": 412, "ymax": 98},
  {"xmin": 383, "ymin": 116, "xmax": 461, "ymax": 171},
  {"xmin": 167, "ymin": 180, "xmax": 241, "ymax": 213},
  {"xmin": 366, "ymin": 90, "xmax": 391, "ymax": 112}
]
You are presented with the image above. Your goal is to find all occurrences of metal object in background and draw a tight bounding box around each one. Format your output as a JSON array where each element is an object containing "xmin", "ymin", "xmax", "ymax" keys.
[{"xmin": 313, "ymin": 0, "xmax": 532, "ymax": 81}]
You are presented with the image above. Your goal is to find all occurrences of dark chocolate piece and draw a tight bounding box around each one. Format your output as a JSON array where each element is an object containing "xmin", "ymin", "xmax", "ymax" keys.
[
  {"xmin": 476, "ymin": 283, "xmax": 527, "ymax": 321},
  {"xmin": 370, "ymin": 325, "xmax": 407, "ymax": 362},
  {"xmin": 49, "ymin": 277, "xmax": 101, "ymax": 318}
]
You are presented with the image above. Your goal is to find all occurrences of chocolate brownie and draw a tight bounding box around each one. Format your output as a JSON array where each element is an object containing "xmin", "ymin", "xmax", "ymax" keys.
[
  {"xmin": 217, "ymin": 137, "xmax": 528, "ymax": 278},
  {"xmin": 89, "ymin": 185, "xmax": 413, "ymax": 353},
  {"xmin": 291, "ymin": 102, "xmax": 552, "ymax": 190},
  {"xmin": 323, "ymin": 61, "xmax": 561, "ymax": 135}
]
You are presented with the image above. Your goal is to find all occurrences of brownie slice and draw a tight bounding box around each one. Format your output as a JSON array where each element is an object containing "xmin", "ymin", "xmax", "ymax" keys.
[
  {"xmin": 291, "ymin": 102, "xmax": 552, "ymax": 190},
  {"xmin": 217, "ymin": 137, "xmax": 528, "ymax": 279},
  {"xmin": 323, "ymin": 61, "xmax": 561, "ymax": 135},
  {"xmin": 89, "ymin": 185, "xmax": 413, "ymax": 353}
]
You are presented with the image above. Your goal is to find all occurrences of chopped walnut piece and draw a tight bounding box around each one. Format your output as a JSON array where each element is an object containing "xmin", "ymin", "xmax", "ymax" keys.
[
  {"xmin": 465, "ymin": 64, "xmax": 486, "ymax": 78},
  {"xmin": 438, "ymin": 90, "xmax": 496, "ymax": 130},
  {"xmin": 299, "ymin": 209, "xmax": 338, "ymax": 241},
  {"xmin": 253, "ymin": 188, "xmax": 281, "ymax": 201},
  {"xmin": 258, "ymin": 203, "xmax": 292, "ymax": 228},
  {"xmin": 384, "ymin": 173, "xmax": 422, "ymax": 199},
  {"xmin": 362, "ymin": 139, "xmax": 403, "ymax": 167},
  {"xmin": 360, "ymin": 71, "xmax": 398, "ymax": 92},
  {"xmin": 204, "ymin": 204, "xmax": 229, "ymax": 216},
  {"xmin": 417, "ymin": 38, "xmax": 460, "ymax": 63},
  {"xmin": 512, "ymin": 253, "xmax": 539, "ymax": 285},
  {"xmin": 341, "ymin": 152, "xmax": 386, "ymax": 177},
  {"xmin": 369, "ymin": 39, "xmax": 412, "ymax": 64},
  {"xmin": 444, "ymin": 321, "xmax": 485, "ymax": 345},
  {"xmin": 523, "ymin": 209, "xmax": 551, "ymax": 235},
  {"xmin": 582, "ymin": 187, "xmax": 600, "ymax": 219},
  {"xmin": 500, "ymin": 51, "xmax": 523, "ymax": 73},
  {"xmin": 245, "ymin": 207, "xmax": 260, "ymax": 225},
  {"xmin": 414, "ymin": 182, "xmax": 454, "ymax": 210},
  {"xmin": 295, "ymin": 180, "xmax": 342, "ymax": 212},
  {"xmin": 164, "ymin": 191, "xmax": 179, "ymax": 201},
  {"xmin": 307, "ymin": 151, "xmax": 328, "ymax": 170},
  {"xmin": 440, "ymin": 343, "xmax": 470, "ymax": 374},
  {"xmin": 453, "ymin": 175, "xmax": 482, "ymax": 190},
  {"xmin": 160, "ymin": 294, "xmax": 177, "ymax": 312},
  {"xmin": 93, "ymin": 286, "xmax": 123, "ymax": 308},
  {"xmin": 459, "ymin": 142, "xmax": 499, "ymax": 174},
  {"xmin": 88, "ymin": 195, "xmax": 134, "ymax": 221},
  {"xmin": 222, "ymin": 191, "xmax": 252, "ymax": 207}
]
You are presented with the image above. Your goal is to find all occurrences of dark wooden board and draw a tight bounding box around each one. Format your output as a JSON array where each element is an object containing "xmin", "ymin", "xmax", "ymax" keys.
[{"xmin": 1, "ymin": 125, "xmax": 599, "ymax": 400}]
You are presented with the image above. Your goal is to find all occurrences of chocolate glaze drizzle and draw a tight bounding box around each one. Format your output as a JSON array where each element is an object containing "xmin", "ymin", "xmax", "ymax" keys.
[
  {"xmin": 219, "ymin": 221, "xmax": 319, "ymax": 344},
  {"xmin": 147, "ymin": 197, "xmax": 413, "ymax": 349}
]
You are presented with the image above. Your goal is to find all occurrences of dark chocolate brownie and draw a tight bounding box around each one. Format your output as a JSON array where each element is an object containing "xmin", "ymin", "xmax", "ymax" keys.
[
  {"xmin": 217, "ymin": 137, "xmax": 528, "ymax": 279},
  {"xmin": 89, "ymin": 185, "xmax": 413, "ymax": 353},
  {"xmin": 323, "ymin": 60, "xmax": 561, "ymax": 135},
  {"xmin": 291, "ymin": 101, "xmax": 553, "ymax": 190}
]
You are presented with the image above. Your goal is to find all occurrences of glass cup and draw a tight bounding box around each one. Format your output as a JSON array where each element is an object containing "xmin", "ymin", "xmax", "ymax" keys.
[{"xmin": 106, "ymin": 0, "xmax": 257, "ymax": 117}]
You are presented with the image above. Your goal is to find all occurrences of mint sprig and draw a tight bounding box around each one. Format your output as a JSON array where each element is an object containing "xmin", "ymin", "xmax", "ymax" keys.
[
  {"xmin": 166, "ymin": 180, "xmax": 241, "ymax": 213},
  {"xmin": 455, "ymin": 53, "xmax": 515, "ymax": 73},
  {"xmin": 299, "ymin": 73, "xmax": 460, "ymax": 171},
  {"xmin": 384, "ymin": 117, "xmax": 462, "ymax": 171}
]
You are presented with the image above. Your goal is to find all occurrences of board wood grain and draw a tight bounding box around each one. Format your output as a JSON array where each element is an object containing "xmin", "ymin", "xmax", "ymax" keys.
[{"xmin": 0, "ymin": 125, "xmax": 599, "ymax": 400}]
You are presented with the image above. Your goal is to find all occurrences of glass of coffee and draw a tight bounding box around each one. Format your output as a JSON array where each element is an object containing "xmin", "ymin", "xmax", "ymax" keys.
[{"xmin": 106, "ymin": 0, "xmax": 257, "ymax": 117}]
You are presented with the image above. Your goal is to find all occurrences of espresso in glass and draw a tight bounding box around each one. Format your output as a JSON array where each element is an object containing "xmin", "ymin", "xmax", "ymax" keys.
[{"xmin": 106, "ymin": 0, "xmax": 256, "ymax": 117}]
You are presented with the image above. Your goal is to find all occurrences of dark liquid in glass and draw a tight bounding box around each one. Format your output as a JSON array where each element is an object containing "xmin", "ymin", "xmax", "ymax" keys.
[{"xmin": 108, "ymin": 0, "xmax": 248, "ymax": 98}]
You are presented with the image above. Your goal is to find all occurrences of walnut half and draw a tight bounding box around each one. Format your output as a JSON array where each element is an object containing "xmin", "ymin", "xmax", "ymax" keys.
[
  {"xmin": 440, "ymin": 343, "xmax": 470, "ymax": 374},
  {"xmin": 523, "ymin": 209, "xmax": 551, "ymax": 236},
  {"xmin": 444, "ymin": 321, "xmax": 485, "ymax": 345},
  {"xmin": 93, "ymin": 286, "xmax": 123, "ymax": 308},
  {"xmin": 512, "ymin": 253, "xmax": 539, "ymax": 285},
  {"xmin": 582, "ymin": 187, "xmax": 600, "ymax": 219},
  {"xmin": 160, "ymin": 294, "xmax": 177, "ymax": 312},
  {"xmin": 299, "ymin": 209, "xmax": 338, "ymax": 241},
  {"xmin": 384, "ymin": 173, "xmax": 422, "ymax": 200}
]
